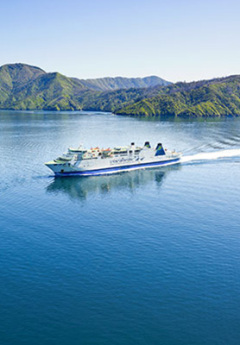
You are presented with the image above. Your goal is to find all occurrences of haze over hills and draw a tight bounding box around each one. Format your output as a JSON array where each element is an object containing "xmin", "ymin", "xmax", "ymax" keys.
[
  {"xmin": 1, "ymin": 63, "xmax": 240, "ymax": 117},
  {"xmin": 77, "ymin": 75, "xmax": 170, "ymax": 91}
]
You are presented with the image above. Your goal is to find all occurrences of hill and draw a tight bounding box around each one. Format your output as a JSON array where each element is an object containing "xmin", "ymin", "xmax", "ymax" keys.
[
  {"xmin": 1, "ymin": 63, "xmax": 240, "ymax": 117},
  {"xmin": 114, "ymin": 76, "xmax": 240, "ymax": 117},
  {"xmin": 77, "ymin": 75, "xmax": 170, "ymax": 91},
  {"xmin": 0, "ymin": 63, "xmax": 170, "ymax": 110},
  {"xmin": 0, "ymin": 63, "xmax": 45, "ymax": 104},
  {"xmin": 3, "ymin": 71, "xmax": 87, "ymax": 111}
]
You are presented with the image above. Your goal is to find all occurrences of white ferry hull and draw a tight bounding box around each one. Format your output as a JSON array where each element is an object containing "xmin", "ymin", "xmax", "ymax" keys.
[{"xmin": 46, "ymin": 155, "xmax": 181, "ymax": 177}]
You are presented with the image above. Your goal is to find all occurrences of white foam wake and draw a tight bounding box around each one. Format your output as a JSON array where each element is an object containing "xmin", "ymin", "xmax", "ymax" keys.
[{"xmin": 181, "ymin": 149, "xmax": 240, "ymax": 163}]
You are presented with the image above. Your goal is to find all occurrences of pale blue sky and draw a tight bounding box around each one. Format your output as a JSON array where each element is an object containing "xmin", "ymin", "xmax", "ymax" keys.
[{"xmin": 1, "ymin": 0, "xmax": 240, "ymax": 82}]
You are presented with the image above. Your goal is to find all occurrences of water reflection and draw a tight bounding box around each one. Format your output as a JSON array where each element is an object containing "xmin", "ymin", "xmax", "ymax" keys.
[
  {"xmin": 46, "ymin": 165, "xmax": 181, "ymax": 201},
  {"xmin": 46, "ymin": 164, "xmax": 180, "ymax": 200}
]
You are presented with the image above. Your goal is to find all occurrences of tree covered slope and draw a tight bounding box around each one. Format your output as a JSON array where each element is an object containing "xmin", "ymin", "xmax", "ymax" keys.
[
  {"xmin": 1, "ymin": 63, "xmax": 240, "ymax": 117},
  {"xmin": 0, "ymin": 63, "xmax": 170, "ymax": 111},
  {"xmin": 114, "ymin": 76, "xmax": 240, "ymax": 117},
  {"xmin": 0, "ymin": 63, "xmax": 45, "ymax": 104}
]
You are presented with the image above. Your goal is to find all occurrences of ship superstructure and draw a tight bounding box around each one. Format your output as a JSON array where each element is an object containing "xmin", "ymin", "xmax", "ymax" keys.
[{"xmin": 45, "ymin": 141, "xmax": 182, "ymax": 176}]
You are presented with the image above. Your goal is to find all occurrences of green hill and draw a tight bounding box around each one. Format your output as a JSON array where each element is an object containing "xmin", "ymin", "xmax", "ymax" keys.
[
  {"xmin": 0, "ymin": 63, "xmax": 45, "ymax": 104},
  {"xmin": 0, "ymin": 63, "xmax": 170, "ymax": 111},
  {"xmin": 3, "ymin": 71, "xmax": 87, "ymax": 111},
  {"xmin": 114, "ymin": 76, "xmax": 240, "ymax": 117},
  {"xmin": 1, "ymin": 63, "xmax": 240, "ymax": 117}
]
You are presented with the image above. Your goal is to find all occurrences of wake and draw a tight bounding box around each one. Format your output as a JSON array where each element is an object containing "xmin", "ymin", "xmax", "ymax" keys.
[{"xmin": 181, "ymin": 149, "xmax": 240, "ymax": 163}]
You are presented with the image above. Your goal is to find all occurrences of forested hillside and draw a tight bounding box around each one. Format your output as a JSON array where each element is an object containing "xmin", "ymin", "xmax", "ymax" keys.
[
  {"xmin": 1, "ymin": 63, "xmax": 240, "ymax": 117},
  {"xmin": 0, "ymin": 63, "xmax": 169, "ymax": 111}
]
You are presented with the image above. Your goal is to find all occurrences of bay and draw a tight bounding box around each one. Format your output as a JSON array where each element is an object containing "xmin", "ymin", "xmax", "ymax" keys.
[{"xmin": 0, "ymin": 110, "xmax": 240, "ymax": 345}]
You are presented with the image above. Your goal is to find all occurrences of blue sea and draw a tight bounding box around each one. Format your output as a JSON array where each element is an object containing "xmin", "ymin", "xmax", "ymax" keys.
[{"xmin": 0, "ymin": 110, "xmax": 240, "ymax": 345}]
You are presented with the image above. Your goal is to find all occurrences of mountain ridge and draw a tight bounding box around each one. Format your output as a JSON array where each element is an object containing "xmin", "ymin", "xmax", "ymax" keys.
[
  {"xmin": 0, "ymin": 63, "xmax": 170, "ymax": 111},
  {"xmin": 1, "ymin": 63, "xmax": 240, "ymax": 117},
  {"xmin": 0, "ymin": 63, "xmax": 169, "ymax": 110},
  {"xmin": 115, "ymin": 76, "xmax": 240, "ymax": 117},
  {"xmin": 77, "ymin": 75, "xmax": 170, "ymax": 91}
]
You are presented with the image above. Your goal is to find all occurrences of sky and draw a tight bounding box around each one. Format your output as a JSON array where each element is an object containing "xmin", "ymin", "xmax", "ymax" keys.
[{"xmin": 1, "ymin": 0, "xmax": 240, "ymax": 82}]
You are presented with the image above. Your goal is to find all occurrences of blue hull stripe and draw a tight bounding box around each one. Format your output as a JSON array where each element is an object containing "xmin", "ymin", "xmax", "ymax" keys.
[{"xmin": 55, "ymin": 158, "xmax": 181, "ymax": 177}]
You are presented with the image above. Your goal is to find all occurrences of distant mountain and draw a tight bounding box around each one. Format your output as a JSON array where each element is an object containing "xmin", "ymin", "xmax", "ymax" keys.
[
  {"xmin": 114, "ymin": 76, "xmax": 240, "ymax": 117},
  {"xmin": 0, "ymin": 63, "xmax": 170, "ymax": 111},
  {"xmin": 75, "ymin": 75, "xmax": 240, "ymax": 117},
  {"xmin": 1, "ymin": 63, "xmax": 240, "ymax": 117},
  {"xmin": 77, "ymin": 75, "xmax": 170, "ymax": 91}
]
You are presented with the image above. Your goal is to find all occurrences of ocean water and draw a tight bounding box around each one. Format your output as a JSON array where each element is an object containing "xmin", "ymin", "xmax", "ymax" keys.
[{"xmin": 0, "ymin": 110, "xmax": 240, "ymax": 345}]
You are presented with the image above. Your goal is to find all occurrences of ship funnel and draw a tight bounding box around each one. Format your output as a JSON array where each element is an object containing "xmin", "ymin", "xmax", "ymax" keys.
[
  {"xmin": 155, "ymin": 143, "xmax": 165, "ymax": 156},
  {"xmin": 144, "ymin": 141, "xmax": 151, "ymax": 148}
]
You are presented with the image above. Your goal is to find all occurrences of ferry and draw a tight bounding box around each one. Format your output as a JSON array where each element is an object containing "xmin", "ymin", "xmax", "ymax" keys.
[{"xmin": 45, "ymin": 141, "xmax": 182, "ymax": 176}]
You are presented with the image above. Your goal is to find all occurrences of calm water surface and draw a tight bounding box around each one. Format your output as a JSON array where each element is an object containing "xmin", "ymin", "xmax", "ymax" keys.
[{"xmin": 0, "ymin": 110, "xmax": 240, "ymax": 345}]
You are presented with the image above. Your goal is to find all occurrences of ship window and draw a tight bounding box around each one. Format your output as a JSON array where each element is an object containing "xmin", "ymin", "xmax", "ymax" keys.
[{"xmin": 113, "ymin": 150, "xmax": 127, "ymax": 154}]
